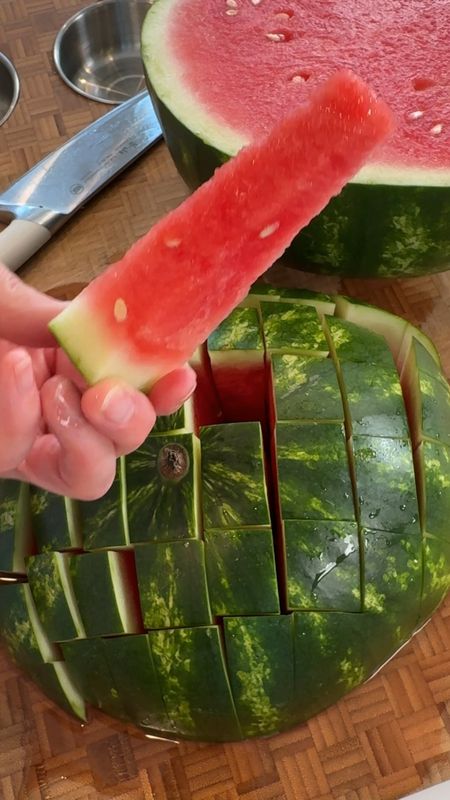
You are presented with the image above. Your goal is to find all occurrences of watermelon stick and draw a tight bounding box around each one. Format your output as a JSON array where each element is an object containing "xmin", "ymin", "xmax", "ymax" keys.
[{"xmin": 50, "ymin": 70, "xmax": 393, "ymax": 390}]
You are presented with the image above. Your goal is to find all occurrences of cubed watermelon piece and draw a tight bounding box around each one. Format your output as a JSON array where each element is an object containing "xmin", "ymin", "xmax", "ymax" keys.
[
  {"xmin": 284, "ymin": 520, "xmax": 360, "ymax": 611},
  {"xmin": 30, "ymin": 490, "xmax": 81, "ymax": 553},
  {"xmin": 27, "ymin": 552, "xmax": 84, "ymax": 643},
  {"xmin": 79, "ymin": 457, "xmax": 128, "ymax": 549},
  {"xmin": 261, "ymin": 302, "xmax": 329, "ymax": 354},
  {"xmin": 363, "ymin": 528, "xmax": 422, "ymax": 639},
  {"xmin": 271, "ymin": 355, "xmax": 343, "ymax": 422},
  {"xmin": 0, "ymin": 483, "xmax": 32, "ymax": 575},
  {"xmin": 200, "ymin": 422, "xmax": 270, "ymax": 529},
  {"xmin": 61, "ymin": 637, "xmax": 129, "ymax": 721},
  {"xmin": 276, "ymin": 422, "xmax": 355, "ymax": 521},
  {"xmin": 352, "ymin": 435, "xmax": 420, "ymax": 535},
  {"xmin": 204, "ymin": 528, "xmax": 279, "ymax": 616},
  {"xmin": 69, "ymin": 550, "xmax": 142, "ymax": 637},
  {"xmin": 149, "ymin": 626, "xmax": 242, "ymax": 741},
  {"xmin": 102, "ymin": 634, "xmax": 172, "ymax": 732},
  {"xmin": 134, "ymin": 540, "xmax": 212, "ymax": 629},
  {"xmin": 126, "ymin": 432, "xmax": 201, "ymax": 543},
  {"xmin": 341, "ymin": 361, "xmax": 409, "ymax": 438},
  {"xmin": 223, "ymin": 615, "xmax": 295, "ymax": 738}
]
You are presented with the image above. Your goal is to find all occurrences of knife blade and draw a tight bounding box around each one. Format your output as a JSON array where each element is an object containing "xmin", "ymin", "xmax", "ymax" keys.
[{"xmin": 0, "ymin": 90, "xmax": 162, "ymax": 272}]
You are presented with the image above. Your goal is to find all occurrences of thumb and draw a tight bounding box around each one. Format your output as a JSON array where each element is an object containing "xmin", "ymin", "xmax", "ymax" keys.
[{"xmin": 0, "ymin": 263, "xmax": 66, "ymax": 347}]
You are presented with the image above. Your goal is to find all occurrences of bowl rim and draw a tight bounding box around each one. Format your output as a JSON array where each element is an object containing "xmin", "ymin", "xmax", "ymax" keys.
[
  {"xmin": 53, "ymin": 0, "xmax": 151, "ymax": 105},
  {"xmin": 0, "ymin": 52, "xmax": 20, "ymax": 126}
]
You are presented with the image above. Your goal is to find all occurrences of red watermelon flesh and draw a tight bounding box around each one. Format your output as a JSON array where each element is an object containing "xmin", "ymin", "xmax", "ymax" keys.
[
  {"xmin": 168, "ymin": 0, "xmax": 449, "ymax": 173},
  {"xmin": 50, "ymin": 71, "xmax": 392, "ymax": 390}
]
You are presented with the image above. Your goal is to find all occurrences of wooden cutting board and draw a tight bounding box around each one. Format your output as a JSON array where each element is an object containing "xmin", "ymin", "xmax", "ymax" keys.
[{"xmin": 1, "ymin": 2, "xmax": 450, "ymax": 799}]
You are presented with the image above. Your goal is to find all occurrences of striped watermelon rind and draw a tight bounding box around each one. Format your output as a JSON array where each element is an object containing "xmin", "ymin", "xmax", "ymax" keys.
[{"xmin": 1, "ymin": 288, "xmax": 450, "ymax": 741}]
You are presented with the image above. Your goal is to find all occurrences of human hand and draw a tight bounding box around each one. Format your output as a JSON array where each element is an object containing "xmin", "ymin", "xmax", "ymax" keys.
[{"xmin": 0, "ymin": 265, "xmax": 196, "ymax": 500}]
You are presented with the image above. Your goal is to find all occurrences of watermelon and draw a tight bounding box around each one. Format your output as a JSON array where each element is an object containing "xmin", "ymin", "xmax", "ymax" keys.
[
  {"xmin": 1, "ymin": 289, "xmax": 450, "ymax": 742},
  {"xmin": 141, "ymin": 0, "xmax": 450, "ymax": 278},
  {"xmin": 49, "ymin": 70, "xmax": 392, "ymax": 390}
]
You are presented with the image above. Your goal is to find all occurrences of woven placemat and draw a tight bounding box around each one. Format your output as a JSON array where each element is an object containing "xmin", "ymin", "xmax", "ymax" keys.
[{"xmin": 1, "ymin": 1, "xmax": 450, "ymax": 798}]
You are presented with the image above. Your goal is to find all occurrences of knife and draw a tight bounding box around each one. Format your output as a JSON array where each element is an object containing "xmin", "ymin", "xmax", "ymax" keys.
[{"xmin": 0, "ymin": 91, "xmax": 162, "ymax": 272}]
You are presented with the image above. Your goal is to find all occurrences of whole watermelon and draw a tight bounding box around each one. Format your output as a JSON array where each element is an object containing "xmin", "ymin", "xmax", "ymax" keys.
[
  {"xmin": 1, "ymin": 289, "xmax": 450, "ymax": 742},
  {"xmin": 141, "ymin": 0, "xmax": 450, "ymax": 279}
]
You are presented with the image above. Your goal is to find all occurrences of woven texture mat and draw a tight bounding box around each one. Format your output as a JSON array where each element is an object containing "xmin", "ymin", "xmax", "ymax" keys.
[{"xmin": 1, "ymin": 1, "xmax": 450, "ymax": 798}]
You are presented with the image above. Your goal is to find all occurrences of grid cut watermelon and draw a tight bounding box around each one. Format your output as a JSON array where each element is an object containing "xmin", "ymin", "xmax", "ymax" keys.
[
  {"xmin": 50, "ymin": 71, "xmax": 392, "ymax": 389},
  {"xmin": 2, "ymin": 290, "xmax": 450, "ymax": 742}
]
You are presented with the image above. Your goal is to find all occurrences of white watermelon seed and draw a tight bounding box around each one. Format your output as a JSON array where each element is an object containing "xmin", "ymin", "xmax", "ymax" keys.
[
  {"xmin": 407, "ymin": 110, "xmax": 424, "ymax": 120},
  {"xmin": 251, "ymin": 0, "xmax": 262, "ymax": 5},
  {"xmin": 165, "ymin": 238, "xmax": 182, "ymax": 248},
  {"xmin": 226, "ymin": 0, "xmax": 238, "ymax": 6},
  {"xmin": 291, "ymin": 70, "xmax": 311, "ymax": 83},
  {"xmin": 226, "ymin": 7, "xmax": 238, "ymax": 13},
  {"xmin": 259, "ymin": 222, "xmax": 280, "ymax": 238},
  {"xmin": 266, "ymin": 32, "xmax": 285, "ymax": 41},
  {"xmin": 114, "ymin": 298, "xmax": 128, "ymax": 322},
  {"xmin": 430, "ymin": 123, "xmax": 443, "ymax": 135},
  {"xmin": 275, "ymin": 9, "xmax": 294, "ymax": 20}
]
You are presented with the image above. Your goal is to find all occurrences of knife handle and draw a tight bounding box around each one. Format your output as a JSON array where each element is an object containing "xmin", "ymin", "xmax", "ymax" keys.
[{"xmin": 0, "ymin": 219, "xmax": 52, "ymax": 272}]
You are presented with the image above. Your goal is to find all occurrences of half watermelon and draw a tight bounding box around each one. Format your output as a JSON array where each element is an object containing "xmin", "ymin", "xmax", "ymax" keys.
[
  {"xmin": 141, "ymin": 0, "xmax": 450, "ymax": 278},
  {"xmin": 50, "ymin": 70, "xmax": 391, "ymax": 389}
]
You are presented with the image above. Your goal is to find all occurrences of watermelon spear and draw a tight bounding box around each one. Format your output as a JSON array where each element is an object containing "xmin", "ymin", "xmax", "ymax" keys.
[{"xmin": 50, "ymin": 70, "xmax": 393, "ymax": 390}]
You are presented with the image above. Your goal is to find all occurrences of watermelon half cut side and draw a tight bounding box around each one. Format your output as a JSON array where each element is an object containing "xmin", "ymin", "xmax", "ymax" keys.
[
  {"xmin": 142, "ymin": 0, "xmax": 450, "ymax": 278},
  {"xmin": 49, "ymin": 71, "xmax": 392, "ymax": 390}
]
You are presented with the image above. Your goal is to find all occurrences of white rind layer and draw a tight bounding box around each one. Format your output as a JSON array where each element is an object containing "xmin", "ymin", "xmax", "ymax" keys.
[
  {"xmin": 50, "ymin": 301, "xmax": 169, "ymax": 390},
  {"xmin": 142, "ymin": 0, "xmax": 450, "ymax": 188}
]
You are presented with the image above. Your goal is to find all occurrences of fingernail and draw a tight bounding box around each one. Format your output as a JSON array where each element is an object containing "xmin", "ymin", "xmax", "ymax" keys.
[
  {"xmin": 14, "ymin": 351, "xmax": 34, "ymax": 393},
  {"xmin": 101, "ymin": 386, "xmax": 135, "ymax": 425},
  {"xmin": 55, "ymin": 381, "xmax": 80, "ymax": 428}
]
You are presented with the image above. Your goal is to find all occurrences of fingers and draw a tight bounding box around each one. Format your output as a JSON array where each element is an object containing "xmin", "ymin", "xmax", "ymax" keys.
[
  {"xmin": 0, "ymin": 263, "xmax": 65, "ymax": 347},
  {"xmin": 149, "ymin": 365, "xmax": 197, "ymax": 416},
  {"xmin": 2, "ymin": 354, "xmax": 197, "ymax": 499},
  {"xmin": 22, "ymin": 377, "xmax": 117, "ymax": 500},
  {"xmin": 81, "ymin": 379, "xmax": 156, "ymax": 455},
  {"xmin": 0, "ymin": 348, "xmax": 41, "ymax": 472}
]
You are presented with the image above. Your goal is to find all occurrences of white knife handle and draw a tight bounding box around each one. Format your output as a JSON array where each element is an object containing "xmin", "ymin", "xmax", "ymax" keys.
[{"xmin": 0, "ymin": 219, "xmax": 52, "ymax": 272}]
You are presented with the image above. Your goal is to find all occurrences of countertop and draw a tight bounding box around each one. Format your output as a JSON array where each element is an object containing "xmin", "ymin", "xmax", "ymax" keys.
[{"xmin": 1, "ymin": 1, "xmax": 450, "ymax": 798}]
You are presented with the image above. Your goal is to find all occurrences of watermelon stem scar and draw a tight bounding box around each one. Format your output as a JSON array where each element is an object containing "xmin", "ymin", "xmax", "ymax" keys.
[
  {"xmin": 157, "ymin": 444, "xmax": 190, "ymax": 482},
  {"xmin": 49, "ymin": 69, "xmax": 393, "ymax": 391}
]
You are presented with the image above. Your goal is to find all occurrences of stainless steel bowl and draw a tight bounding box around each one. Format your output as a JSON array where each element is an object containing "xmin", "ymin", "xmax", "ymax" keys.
[
  {"xmin": 53, "ymin": 0, "xmax": 151, "ymax": 104},
  {"xmin": 0, "ymin": 53, "xmax": 20, "ymax": 126}
]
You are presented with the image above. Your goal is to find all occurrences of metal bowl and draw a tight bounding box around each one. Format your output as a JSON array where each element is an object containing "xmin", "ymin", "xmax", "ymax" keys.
[
  {"xmin": 0, "ymin": 53, "xmax": 20, "ymax": 126},
  {"xmin": 53, "ymin": 0, "xmax": 151, "ymax": 104}
]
